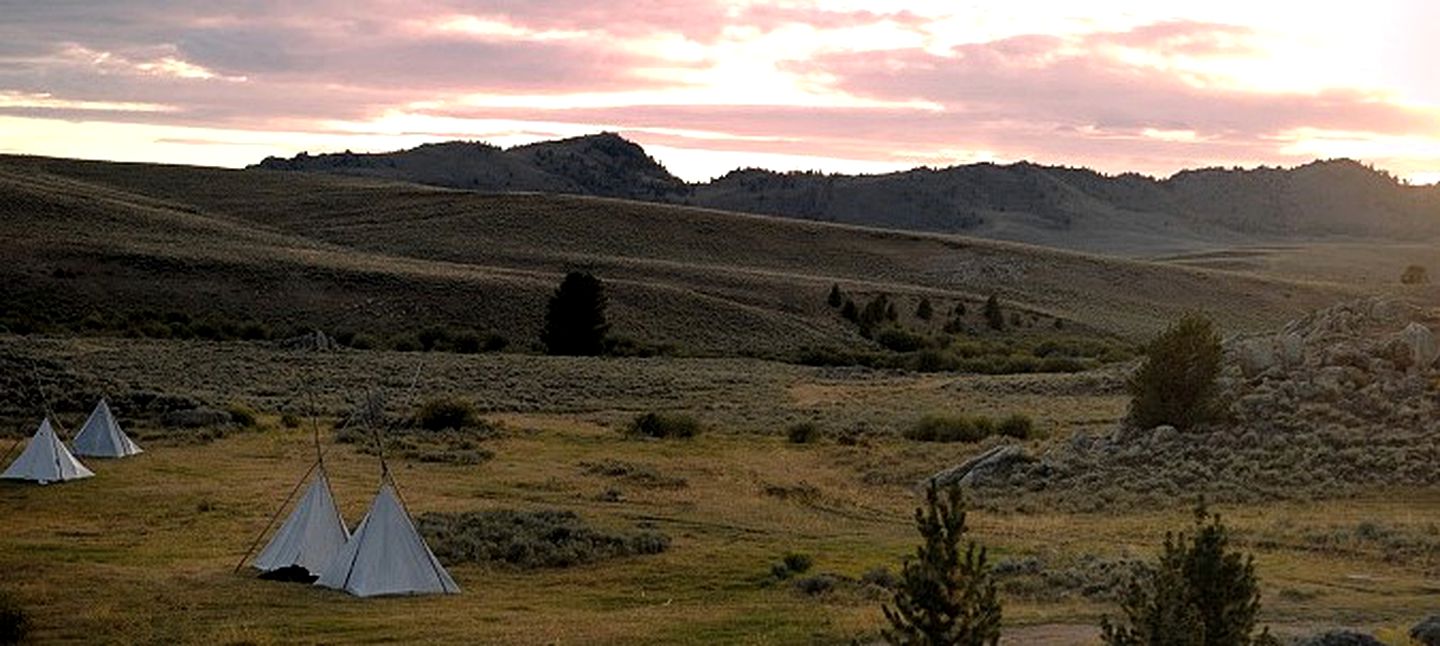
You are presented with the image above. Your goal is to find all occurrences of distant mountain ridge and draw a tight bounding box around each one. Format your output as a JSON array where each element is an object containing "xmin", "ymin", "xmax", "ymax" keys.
[
  {"xmin": 255, "ymin": 133, "xmax": 688, "ymax": 202},
  {"xmin": 254, "ymin": 133, "xmax": 1440, "ymax": 254}
]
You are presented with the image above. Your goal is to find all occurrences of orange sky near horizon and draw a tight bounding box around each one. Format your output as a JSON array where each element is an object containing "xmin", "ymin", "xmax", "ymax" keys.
[{"xmin": 0, "ymin": 1, "xmax": 1437, "ymax": 184}]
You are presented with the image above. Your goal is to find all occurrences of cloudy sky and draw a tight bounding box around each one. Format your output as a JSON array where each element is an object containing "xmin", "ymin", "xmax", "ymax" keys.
[{"xmin": 2, "ymin": 1, "xmax": 1437, "ymax": 183}]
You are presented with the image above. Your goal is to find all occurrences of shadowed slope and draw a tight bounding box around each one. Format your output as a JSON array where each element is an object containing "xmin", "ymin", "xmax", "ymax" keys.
[{"xmin": 0, "ymin": 155, "xmax": 1358, "ymax": 356}]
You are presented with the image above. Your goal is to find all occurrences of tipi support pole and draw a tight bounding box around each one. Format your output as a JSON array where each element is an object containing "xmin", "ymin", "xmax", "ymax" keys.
[{"xmin": 233, "ymin": 457, "xmax": 322, "ymax": 574}]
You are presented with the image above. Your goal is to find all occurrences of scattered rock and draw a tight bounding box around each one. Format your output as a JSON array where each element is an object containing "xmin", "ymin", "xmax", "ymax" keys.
[
  {"xmin": 1399, "ymin": 322, "xmax": 1438, "ymax": 370},
  {"xmin": 278, "ymin": 330, "xmax": 340, "ymax": 352},
  {"xmin": 1413, "ymin": 614, "xmax": 1440, "ymax": 646}
]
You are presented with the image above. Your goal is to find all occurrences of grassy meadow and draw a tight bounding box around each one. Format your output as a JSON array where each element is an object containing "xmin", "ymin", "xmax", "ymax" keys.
[{"xmin": 2, "ymin": 338, "xmax": 1438, "ymax": 644}]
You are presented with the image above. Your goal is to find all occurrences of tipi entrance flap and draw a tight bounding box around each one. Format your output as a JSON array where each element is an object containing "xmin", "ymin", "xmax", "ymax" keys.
[
  {"xmin": 253, "ymin": 471, "xmax": 350, "ymax": 574},
  {"xmin": 1, "ymin": 418, "xmax": 95, "ymax": 484},
  {"xmin": 315, "ymin": 482, "xmax": 459, "ymax": 597},
  {"xmin": 72, "ymin": 399, "xmax": 143, "ymax": 458}
]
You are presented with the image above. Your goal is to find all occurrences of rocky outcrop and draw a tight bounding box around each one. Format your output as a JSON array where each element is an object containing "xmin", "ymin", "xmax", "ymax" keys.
[
  {"xmin": 939, "ymin": 298, "xmax": 1440, "ymax": 508},
  {"xmin": 1413, "ymin": 615, "xmax": 1440, "ymax": 646},
  {"xmin": 1218, "ymin": 298, "xmax": 1440, "ymax": 434},
  {"xmin": 929, "ymin": 444, "xmax": 1033, "ymax": 488},
  {"xmin": 279, "ymin": 330, "xmax": 340, "ymax": 352}
]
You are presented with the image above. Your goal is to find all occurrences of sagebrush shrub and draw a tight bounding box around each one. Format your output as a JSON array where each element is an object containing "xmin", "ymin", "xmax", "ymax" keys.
[
  {"xmin": 786, "ymin": 422, "xmax": 821, "ymax": 444},
  {"xmin": 627, "ymin": 412, "xmax": 700, "ymax": 439},
  {"xmin": 415, "ymin": 396, "xmax": 479, "ymax": 431},
  {"xmin": 418, "ymin": 510, "xmax": 669, "ymax": 569}
]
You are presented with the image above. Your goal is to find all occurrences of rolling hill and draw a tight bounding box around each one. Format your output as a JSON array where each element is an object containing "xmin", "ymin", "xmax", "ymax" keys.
[
  {"xmin": 0, "ymin": 153, "xmax": 1365, "ymax": 359},
  {"xmin": 254, "ymin": 133, "xmax": 1440, "ymax": 255}
]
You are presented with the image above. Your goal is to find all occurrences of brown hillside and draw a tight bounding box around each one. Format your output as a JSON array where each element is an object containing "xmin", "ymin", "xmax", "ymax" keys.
[{"xmin": 0, "ymin": 155, "xmax": 1359, "ymax": 356}]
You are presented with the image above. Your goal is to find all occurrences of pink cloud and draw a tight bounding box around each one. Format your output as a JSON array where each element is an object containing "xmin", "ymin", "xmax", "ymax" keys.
[{"xmin": 792, "ymin": 29, "xmax": 1436, "ymax": 138}]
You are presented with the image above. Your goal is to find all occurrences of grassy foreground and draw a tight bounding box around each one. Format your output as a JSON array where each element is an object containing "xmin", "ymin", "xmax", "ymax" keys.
[{"xmin": 1, "ymin": 343, "xmax": 1438, "ymax": 644}]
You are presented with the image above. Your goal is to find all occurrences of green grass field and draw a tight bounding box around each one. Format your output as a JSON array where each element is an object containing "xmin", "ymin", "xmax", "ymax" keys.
[{"xmin": 2, "ymin": 338, "xmax": 1438, "ymax": 644}]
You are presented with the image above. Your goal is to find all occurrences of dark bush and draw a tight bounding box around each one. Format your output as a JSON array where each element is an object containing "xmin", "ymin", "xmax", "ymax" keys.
[
  {"xmin": 239, "ymin": 322, "xmax": 270, "ymax": 340},
  {"xmin": 769, "ymin": 552, "xmax": 814, "ymax": 580},
  {"xmin": 875, "ymin": 326, "xmax": 930, "ymax": 353},
  {"xmin": 828, "ymin": 284, "xmax": 844, "ymax": 308},
  {"xmin": 916, "ymin": 298, "xmax": 934, "ymax": 320},
  {"xmin": 417, "ymin": 326, "xmax": 450, "ymax": 351},
  {"xmin": 905, "ymin": 414, "xmax": 995, "ymax": 443},
  {"xmin": 415, "ymin": 396, "xmax": 479, "ymax": 431},
  {"xmin": 280, "ymin": 413, "xmax": 302, "ymax": 429},
  {"xmin": 861, "ymin": 566, "xmax": 899, "ymax": 590},
  {"xmin": 225, "ymin": 403, "xmax": 258, "ymax": 428},
  {"xmin": 417, "ymin": 509, "xmax": 669, "ymax": 569},
  {"xmin": 792, "ymin": 574, "xmax": 838, "ymax": 596},
  {"xmin": 786, "ymin": 422, "xmax": 821, "ymax": 444},
  {"xmin": 1401, "ymin": 264, "xmax": 1430, "ymax": 285},
  {"xmin": 996, "ymin": 414, "xmax": 1035, "ymax": 440},
  {"xmin": 912, "ymin": 348, "xmax": 959, "ymax": 373},
  {"xmin": 0, "ymin": 591, "xmax": 30, "ymax": 645},
  {"xmin": 627, "ymin": 412, "xmax": 700, "ymax": 439},
  {"xmin": 348, "ymin": 333, "xmax": 377, "ymax": 350},
  {"xmin": 984, "ymin": 294, "xmax": 1005, "ymax": 331}
]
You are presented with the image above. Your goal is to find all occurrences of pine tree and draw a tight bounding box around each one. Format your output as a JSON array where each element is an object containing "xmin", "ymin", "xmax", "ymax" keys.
[
  {"xmin": 828, "ymin": 284, "xmax": 845, "ymax": 308},
  {"xmin": 1126, "ymin": 313, "xmax": 1224, "ymax": 430},
  {"xmin": 841, "ymin": 299, "xmax": 859, "ymax": 322},
  {"xmin": 916, "ymin": 298, "xmax": 934, "ymax": 321},
  {"xmin": 983, "ymin": 295, "xmax": 1004, "ymax": 331},
  {"xmin": 541, "ymin": 271, "xmax": 610, "ymax": 356},
  {"xmin": 1101, "ymin": 504, "xmax": 1275, "ymax": 646},
  {"xmin": 882, "ymin": 482, "xmax": 1002, "ymax": 645}
]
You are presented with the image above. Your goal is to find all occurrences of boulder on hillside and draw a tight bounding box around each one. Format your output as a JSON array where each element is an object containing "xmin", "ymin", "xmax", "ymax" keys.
[
  {"xmin": 1398, "ymin": 322, "xmax": 1438, "ymax": 370},
  {"xmin": 1413, "ymin": 614, "xmax": 1440, "ymax": 646},
  {"xmin": 929, "ymin": 444, "xmax": 1034, "ymax": 488},
  {"xmin": 279, "ymin": 330, "xmax": 340, "ymax": 352}
]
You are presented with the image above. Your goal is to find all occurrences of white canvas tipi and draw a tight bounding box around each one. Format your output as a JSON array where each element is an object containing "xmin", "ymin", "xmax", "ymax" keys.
[
  {"xmin": 71, "ymin": 399, "xmax": 143, "ymax": 458},
  {"xmin": 315, "ymin": 482, "xmax": 460, "ymax": 597},
  {"xmin": 2, "ymin": 418, "xmax": 95, "ymax": 484},
  {"xmin": 253, "ymin": 470, "xmax": 350, "ymax": 574}
]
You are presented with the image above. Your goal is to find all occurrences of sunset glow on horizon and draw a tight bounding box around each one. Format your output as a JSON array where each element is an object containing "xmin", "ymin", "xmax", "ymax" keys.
[{"xmin": 1, "ymin": 1, "xmax": 1438, "ymax": 183}]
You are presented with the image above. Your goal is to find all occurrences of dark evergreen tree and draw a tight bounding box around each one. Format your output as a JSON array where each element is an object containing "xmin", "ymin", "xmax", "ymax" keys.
[
  {"xmin": 841, "ymin": 299, "xmax": 859, "ymax": 322},
  {"xmin": 882, "ymin": 482, "xmax": 1002, "ymax": 645},
  {"xmin": 859, "ymin": 294, "xmax": 893, "ymax": 337},
  {"xmin": 983, "ymin": 295, "xmax": 1005, "ymax": 331},
  {"xmin": 1126, "ymin": 313, "xmax": 1224, "ymax": 431},
  {"xmin": 828, "ymin": 284, "xmax": 845, "ymax": 308},
  {"xmin": 916, "ymin": 298, "xmax": 934, "ymax": 321},
  {"xmin": 541, "ymin": 271, "xmax": 610, "ymax": 356},
  {"xmin": 1101, "ymin": 504, "xmax": 1275, "ymax": 646}
]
